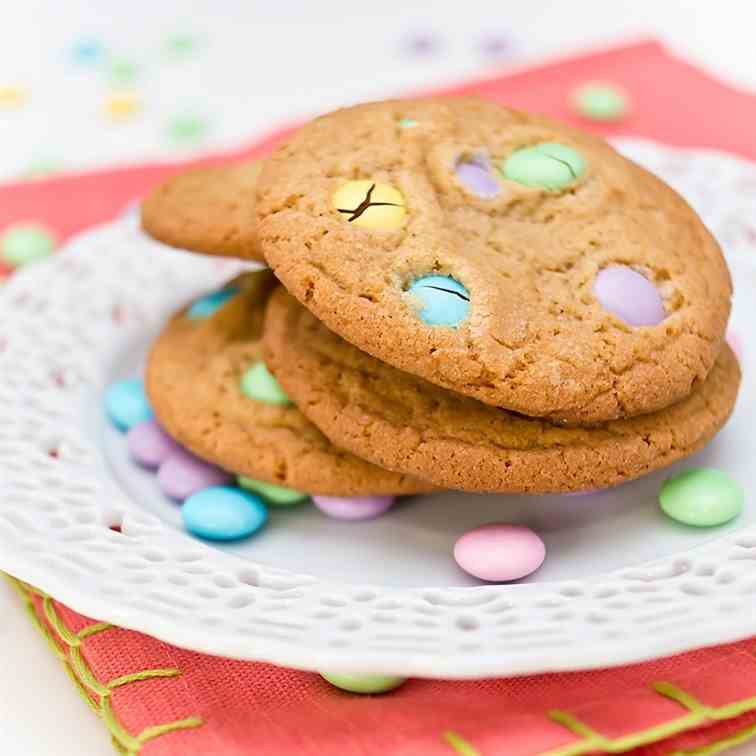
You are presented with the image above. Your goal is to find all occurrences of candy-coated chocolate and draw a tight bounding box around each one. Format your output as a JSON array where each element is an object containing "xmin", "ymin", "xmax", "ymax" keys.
[
  {"xmin": 240, "ymin": 361, "xmax": 292, "ymax": 405},
  {"xmin": 157, "ymin": 447, "xmax": 231, "ymax": 501},
  {"xmin": 572, "ymin": 82, "xmax": 629, "ymax": 122},
  {"xmin": 187, "ymin": 287, "xmax": 239, "ymax": 319},
  {"xmin": 312, "ymin": 495, "xmax": 395, "ymax": 521},
  {"xmin": 320, "ymin": 672, "xmax": 406, "ymax": 694},
  {"xmin": 127, "ymin": 419, "xmax": 181, "ymax": 469},
  {"xmin": 502, "ymin": 143, "xmax": 585, "ymax": 190},
  {"xmin": 332, "ymin": 180, "xmax": 406, "ymax": 231},
  {"xmin": 237, "ymin": 476, "xmax": 309, "ymax": 506},
  {"xmin": 660, "ymin": 468, "xmax": 744, "ymax": 527},
  {"xmin": 1, "ymin": 223, "xmax": 56, "ymax": 267},
  {"xmin": 105, "ymin": 378, "xmax": 154, "ymax": 432},
  {"xmin": 182, "ymin": 486, "xmax": 268, "ymax": 541},
  {"xmin": 407, "ymin": 275, "xmax": 470, "ymax": 327},
  {"xmin": 454, "ymin": 523, "xmax": 545, "ymax": 582},
  {"xmin": 455, "ymin": 155, "xmax": 500, "ymax": 198},
  {"xmin": 594, "ymin": 265, "xmax": 666, "ymax": 327},
  {"xmin": 399, "ymin": 118, "xmax": 418, "ymax": 128}
]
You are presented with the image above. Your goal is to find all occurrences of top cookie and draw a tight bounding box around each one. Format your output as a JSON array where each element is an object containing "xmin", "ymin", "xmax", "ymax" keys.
[
  {"xmin": 141, "ymin": 161, "xmax": 264, "ymax": 261},
  {"xmin": 256, "ymin": 97, "xmax": 732, "ymax": 424}
]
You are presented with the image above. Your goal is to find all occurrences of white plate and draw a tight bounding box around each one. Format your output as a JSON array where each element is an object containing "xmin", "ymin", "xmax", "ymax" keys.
[{"xmin": 1, "ymin": 139, "xmax": 756, "ymax": 679}]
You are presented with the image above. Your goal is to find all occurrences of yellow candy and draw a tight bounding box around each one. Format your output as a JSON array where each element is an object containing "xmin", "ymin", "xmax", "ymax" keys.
[
  {"xmin": 103, "ymin": 91, "xmax": 141, "ymax": 121},
  {"xmin": 0, "ymin": 86, "xmax": 27, "ymax": 109},
  {"xmin": 332, "ymin": 180, "xmax": 406, "ymax": 231}
]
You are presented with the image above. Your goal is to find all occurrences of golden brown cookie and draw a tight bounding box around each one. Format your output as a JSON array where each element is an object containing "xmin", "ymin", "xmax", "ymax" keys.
[
  {"xmin": 263, "ymin": 288, "xmax": 740, "ymax": 494},
  {"xmin": 141, "ymin": 161, "xmax": 264, "ymax": 261},
  {"xmin": 256, "ymin": 97, "xmax": 732, "ymax": 425},
  {"xmin": 145, "ymin": 271, "xmax": 432, "ymax": 495}
]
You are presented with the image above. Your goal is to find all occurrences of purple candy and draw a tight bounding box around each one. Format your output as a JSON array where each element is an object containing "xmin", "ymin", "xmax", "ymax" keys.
[
  {"xmin": 455, "ymin": 156, "xmax": 500, "ymax": 199},
  {"xmin": 127, "ymin": 419, "xmax": 181, "ymax": 469},
  {"xmin": 593, "ymin": 265, "xmax": 666, "ymax": 326},
  {"xmin": 312, "ymin": 495, "xmax": 395, "ymax": 521},
  {"xmin": 157, "ymin": 447, "xmax": 232, "ymax": 501}
]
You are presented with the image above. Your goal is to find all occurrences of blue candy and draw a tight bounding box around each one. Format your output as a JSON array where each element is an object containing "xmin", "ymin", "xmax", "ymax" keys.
[
  {"xmin": 105, "ymin": 378, "xmax": 153, "ymax": 432},
  {"xmin": 407, "ymin": 275, "xmax": 470, "ymax": 327},
  {"xmin": 186, "ymin": 287, "xmax": 239, "ymax": 320},
  {"xmin": 71, "ymin": 39, "xmax": 105, "ymax": 65},
  {"xmin": 182, "ymin": 486, "xmax": 268, "ymax": 541}
]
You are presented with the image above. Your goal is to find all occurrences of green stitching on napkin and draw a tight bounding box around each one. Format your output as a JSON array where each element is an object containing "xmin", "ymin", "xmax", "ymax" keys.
[{"xmin": 5, "ymin": 576, "xmax": 204, "ymax": 755}]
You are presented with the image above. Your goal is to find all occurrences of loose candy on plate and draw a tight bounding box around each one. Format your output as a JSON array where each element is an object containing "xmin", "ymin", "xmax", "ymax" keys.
[
  {"xmin": 105, "ymin": 378, "xmax": 154, "ymax": 431},
  {"xmin": 660, "ymin": 468, "xmax": 744, "ymax": 527},
  {"xmin": 319, "ymin": 672, "xmax": 407, "ymax": 694},
  {"xmin": 127, "ymin": 418, "xmax": 181, "ymax": 469},
  {"xmin": 182, "ymin": 486, "xmax": 268, "ymax": 541},
  {"xmin": 157, "ymin": 447, "xmax": 232, "ymax": 501},
  {"xmin": 313, "ymin": 495, "xmax": 395, "ymax": 521},
  {"xmin": 454, "ymin": 523, "xmax": 546, "ymax": 582}
]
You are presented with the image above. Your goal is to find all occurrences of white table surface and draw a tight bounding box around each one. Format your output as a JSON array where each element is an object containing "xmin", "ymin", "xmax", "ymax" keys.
[{"xmin": 2, "ymin": 1, "xmax": 756, "ymax": 753}]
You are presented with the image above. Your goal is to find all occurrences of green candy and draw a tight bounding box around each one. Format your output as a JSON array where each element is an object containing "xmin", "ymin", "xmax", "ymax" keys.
[
  {"xmin": 1, "ymin": 223, "xmax": 56, "ymax": 267},
  {"xmin": 165, "ymin": 33, "xmax": 199, "ymax": 57},
  {"xmin": 240, "ymin": 361, "xmax": 291, "ymax": 405},
  {"xmin": 237, "ymin": 476, "xmax": 308, "ymax": 506},
  {"xmin": 167, "ymin": 114, "xmax": 209, "ymax": 144},
  {"xmin": 502, "ymin": 142, "xmax": 585, "ymax": 190},
  {"xmin": 573, "ymin": 83, "xmax": 628, "ymax": 122},
  {"xmin": 109, "ymin": 58, "xmax": 140, "ymax": 86},
  {"xmin": 320, "ymin": 672, "xmax": 406, "ymax": 694},
  {"xmin": 660, "ymin": 468, "xmax": 744, "ymax": 527},
  {"xmin": 399, "ymin": 118, "xmax": 418, "ymax": 128}
]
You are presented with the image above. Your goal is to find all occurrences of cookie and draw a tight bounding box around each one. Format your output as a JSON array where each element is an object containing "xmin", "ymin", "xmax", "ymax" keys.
[
  {"xmin": 145, "ymin": 271, "xmax": 431, "ymax": 495},
  {"xmin": 256, "ymin": 97, "xmax": 732, "ymax": 424},
  {"xmin": 141, "ymin": 161, "xmax": 264, "ymax": 261},
  {"xmin": 263, "ymin": 289, "xmax": 740, "ymax": 493}
]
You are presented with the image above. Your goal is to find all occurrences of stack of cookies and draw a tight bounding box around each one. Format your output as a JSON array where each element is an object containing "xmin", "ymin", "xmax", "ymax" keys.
[{"xmin": 141, "ymin": 97, "xmax": 739, "ymax": 499}]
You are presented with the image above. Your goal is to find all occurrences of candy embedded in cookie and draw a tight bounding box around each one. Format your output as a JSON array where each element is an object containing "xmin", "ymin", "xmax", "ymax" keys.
[
  {"xmin": 501, "ymin": 142, "xmax": 585, "ymax": 190},
  {"xmin": 240, "ymin": 360, "xmax": 292, "ymax": 405},
  {"xmin": 454, "ymin": 153, "xmax": 500, "ymax": 198},
  {"xmin": 593, "ymin": 265, "xmax": 666, "ymax": 327},
  {"xmin": 256, "ymin": 98, "xmax": 732, "ymax": 424},
  {"xmin": 331, "ymin": 180, "xmax": 406, "ymax": 231},
  {"xmin": 406, "ymin": 275, "xmax": 470, "ymax": 327}
]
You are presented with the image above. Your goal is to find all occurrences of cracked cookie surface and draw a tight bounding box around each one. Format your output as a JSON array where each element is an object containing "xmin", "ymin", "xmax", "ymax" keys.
[
  {"xmin": 142, "ymin": 161, "xmax": 265, "ymax": 261},
  {"xmin": 256, "ymin": 97, "xmax": 732, "ymax": 424},
  {"xmin": 263, "ymin": 289, "xmax": 740, "ymax": 493},
  {"xmin": 145, "ymin": 272, "xmax": 432, "ymax": 495}
]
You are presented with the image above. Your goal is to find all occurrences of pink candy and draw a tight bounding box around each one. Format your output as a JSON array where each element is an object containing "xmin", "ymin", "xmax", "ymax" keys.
[
  {"xmin": 454, "ymin": 523, "xmax": 545, "ymax": 582},
  {"xmin": 312, "ymin": 495, "xmax": 395, "ymax": 521}
]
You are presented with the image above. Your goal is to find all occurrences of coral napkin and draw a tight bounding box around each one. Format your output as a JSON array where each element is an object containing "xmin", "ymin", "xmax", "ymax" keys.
[{"xmin": 4, "ymin": 41, "xmax": 756, "ymax": 755}]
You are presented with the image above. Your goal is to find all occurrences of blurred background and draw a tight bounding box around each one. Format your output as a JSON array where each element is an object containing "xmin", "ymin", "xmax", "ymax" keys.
[
  {"xmin": 2, "ymin": 0, "xmax": 756, "ymax": 182},
  {"xmin": 2, "ymin": 2, "xmax": 756, "ymax": 754}
]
